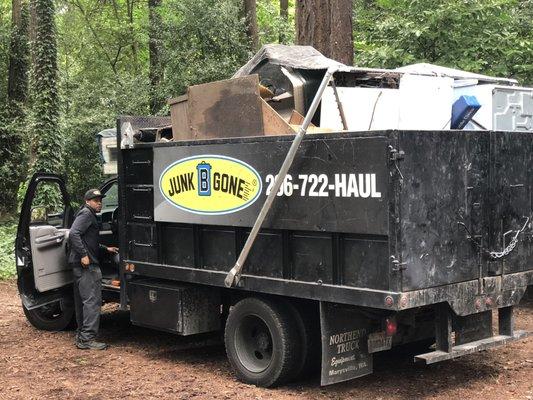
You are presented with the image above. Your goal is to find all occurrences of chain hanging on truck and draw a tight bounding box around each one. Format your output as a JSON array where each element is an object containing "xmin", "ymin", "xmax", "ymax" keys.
[
  {"xmin": 459, "ymin": 216, "xmax": 530, "ymax": 260},
  {"xmin": 488, "ymin": 216, "xmax": 530, "ymax": 259}
]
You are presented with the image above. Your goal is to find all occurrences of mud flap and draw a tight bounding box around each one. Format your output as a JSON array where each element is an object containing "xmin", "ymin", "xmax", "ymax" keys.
[{"xmin": 320, "ymin": 302, "xmax": 373, "ymax": 386}]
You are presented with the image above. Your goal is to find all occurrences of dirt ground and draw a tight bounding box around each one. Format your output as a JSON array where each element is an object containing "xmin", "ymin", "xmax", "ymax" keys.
[{"xmin": 1, "ymin": 279, "xmax": 532, "ymax": 400}]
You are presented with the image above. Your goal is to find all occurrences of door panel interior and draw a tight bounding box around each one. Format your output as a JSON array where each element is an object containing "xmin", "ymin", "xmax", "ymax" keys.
[{"xmin": 30, "ymin": 226, "xmax": 71, "ymax": 292}]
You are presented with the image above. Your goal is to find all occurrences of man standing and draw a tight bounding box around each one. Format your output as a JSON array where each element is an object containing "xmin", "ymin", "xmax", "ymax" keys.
[{"xmin": 68, "ymin": 189, "xmax": 118, "ymax": 350}]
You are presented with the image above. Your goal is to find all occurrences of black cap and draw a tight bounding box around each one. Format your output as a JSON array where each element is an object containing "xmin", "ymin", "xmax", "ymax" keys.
[{"xmin": 84, "ymin": 188, "xmax": 106, "ymax": 201}]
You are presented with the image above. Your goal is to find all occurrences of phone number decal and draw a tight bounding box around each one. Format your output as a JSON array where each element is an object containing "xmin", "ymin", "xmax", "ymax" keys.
[{"xmin": 265, "ymin": 173, "xmax": 382, "ymax": 198}]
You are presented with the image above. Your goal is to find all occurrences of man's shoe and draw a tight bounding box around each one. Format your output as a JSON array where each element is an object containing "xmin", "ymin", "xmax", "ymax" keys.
[{"xmin": 76, "ymin": 340, "xmax": 108, "ymax": 350}]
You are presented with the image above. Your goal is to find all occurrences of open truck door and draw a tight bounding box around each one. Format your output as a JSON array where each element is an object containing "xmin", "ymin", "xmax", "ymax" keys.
[
  {"xmin": 16, "ymin": 173, "xmax": 75, "ymax": 331},
  {"xmin": 16, "ymin": 173, "xmax": 121, "ymax": 330}
]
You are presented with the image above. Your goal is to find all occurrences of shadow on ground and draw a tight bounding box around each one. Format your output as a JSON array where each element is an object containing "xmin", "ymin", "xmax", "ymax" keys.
[{"xmin": 93, "ymin": 302, "xmax": 528, "ymax": 399}]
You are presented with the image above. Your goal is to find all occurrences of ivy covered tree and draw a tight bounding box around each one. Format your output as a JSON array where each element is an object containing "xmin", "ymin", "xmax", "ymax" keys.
[{"xmin": 29, "ymin": 0, "xmax": 61, "ymax": 175}]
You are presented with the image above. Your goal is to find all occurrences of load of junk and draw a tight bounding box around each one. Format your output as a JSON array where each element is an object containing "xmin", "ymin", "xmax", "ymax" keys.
[{"xmin": 100, "ymin": 44, "xmax": 532, "ymax": 168}]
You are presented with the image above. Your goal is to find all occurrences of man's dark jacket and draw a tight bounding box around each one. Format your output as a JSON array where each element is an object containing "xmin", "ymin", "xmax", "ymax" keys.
[{"xmin": 68, "ymin": 205, "xmax": 105, "ymax": 265}]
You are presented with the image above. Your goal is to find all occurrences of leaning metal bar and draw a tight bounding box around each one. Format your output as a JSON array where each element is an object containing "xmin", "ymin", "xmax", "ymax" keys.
[
  {"xmin": 331, "ymin": 80, "xmax": 348, "ymax": 130},
  {"xmin": 224, "ymin": 67, "xmax": 336, "ymax": 288}
]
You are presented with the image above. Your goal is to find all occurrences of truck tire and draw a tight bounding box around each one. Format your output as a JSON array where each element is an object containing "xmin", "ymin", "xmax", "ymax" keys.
[
  {"xmin": 22, "ymin": 299, "xmax": 74, "ymax": 331},
  {"xmin": 224, "ymin": 297, "xmax": 301, "ymax": 387}
]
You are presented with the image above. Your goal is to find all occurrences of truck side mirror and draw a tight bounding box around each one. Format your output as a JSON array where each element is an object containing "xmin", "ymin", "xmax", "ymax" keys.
[{"xmin": 30, "ymin": 206, "xmax": 48, "ymax": 225}]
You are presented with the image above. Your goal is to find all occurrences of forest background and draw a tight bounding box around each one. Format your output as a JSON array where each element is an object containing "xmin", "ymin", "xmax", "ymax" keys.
[{"xmin": 0, "ymin": 0, "xmax": 532, "ymax": 277}]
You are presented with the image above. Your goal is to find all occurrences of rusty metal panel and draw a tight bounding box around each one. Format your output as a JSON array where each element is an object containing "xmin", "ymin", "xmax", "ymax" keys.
[{"xmin": 187, "ymin": 75, "xmax": 264, "ymax": 139}]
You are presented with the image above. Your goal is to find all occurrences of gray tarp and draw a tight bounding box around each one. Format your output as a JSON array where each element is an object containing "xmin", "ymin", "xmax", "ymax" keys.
[
  {"xmin": 234, "ymin": 45, "xmax": 517, "ymax": 86},
  {"xmin": 232, "ymin": 44, "xmax": 344, "ymax": 78}
]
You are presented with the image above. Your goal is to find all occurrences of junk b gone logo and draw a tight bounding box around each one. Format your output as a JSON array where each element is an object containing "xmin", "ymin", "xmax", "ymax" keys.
[{"xmin": 160, "ymin": 155, "xmax": 262, "ymax": 215}]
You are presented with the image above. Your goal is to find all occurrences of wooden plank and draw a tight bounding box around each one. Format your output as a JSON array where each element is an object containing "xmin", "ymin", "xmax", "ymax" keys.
[
  {"xmin": 288, "ymin": 109, "xmax": 307, "ymax": 125},
  {"xmin": 261, "ymin": 99, "xmax": 295, "ymax": 136},
  {"xmin": 168, "ymin": 96, "xmax": 190, "ymax": 140}
]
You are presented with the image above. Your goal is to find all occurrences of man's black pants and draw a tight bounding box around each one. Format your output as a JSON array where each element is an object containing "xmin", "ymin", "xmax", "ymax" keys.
[{"xmin": 71, "ymin": 263, "xmax": 102, "ymax": 342}]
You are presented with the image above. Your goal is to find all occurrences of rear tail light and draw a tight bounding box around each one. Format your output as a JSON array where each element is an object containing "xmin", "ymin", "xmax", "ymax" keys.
[{"xmin": 385, "ymin": 318, "xmax": 397, "ymax": 336}]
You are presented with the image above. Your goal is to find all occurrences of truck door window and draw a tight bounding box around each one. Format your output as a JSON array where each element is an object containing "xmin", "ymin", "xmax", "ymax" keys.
[
  {"xmin": 99, "ymin": 181, "xmax": 119, "ymax": 230},
  {"xmin": 30, "ymin": 181, "xmax": 67, "ymax": 228},
  {"xmin": 101, "ymin": 182, "xmax": 118, "ymax": 213}
]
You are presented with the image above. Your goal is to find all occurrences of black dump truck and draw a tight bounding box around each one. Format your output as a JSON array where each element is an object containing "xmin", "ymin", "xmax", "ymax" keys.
[{"xmin": 16, "ymin": 66, "xmax": 532, "ymax": 388}]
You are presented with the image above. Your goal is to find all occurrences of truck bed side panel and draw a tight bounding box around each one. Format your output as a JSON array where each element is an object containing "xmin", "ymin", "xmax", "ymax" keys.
[
  {"xmin": 400, "ymin": 131, "xmax": 488, "ymax": 290},
  {"xmin": 122, "ymin": 133, "xmax": 395, "ymax": 293},
  {"xmin": 400, "ymin": 130, "xmax": 533, "ymax": 291}
]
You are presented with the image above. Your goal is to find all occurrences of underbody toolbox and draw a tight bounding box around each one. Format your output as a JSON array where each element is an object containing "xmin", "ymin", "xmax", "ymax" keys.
[{"xmin": 129, "ymin": 279, "xmax": 220, "ymax": 335}]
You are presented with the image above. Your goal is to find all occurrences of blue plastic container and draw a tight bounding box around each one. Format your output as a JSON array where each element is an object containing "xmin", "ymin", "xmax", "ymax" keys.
[{"xmin": 451, "ymin": 95, "xmax": 481, "ymax": 129}]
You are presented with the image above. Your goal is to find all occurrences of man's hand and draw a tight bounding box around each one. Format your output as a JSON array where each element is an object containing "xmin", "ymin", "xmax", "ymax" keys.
[
  {"xmin": 107, "ymin": 247, "xmax": 119, "ymax": 254},
  {"xmin": 81, "ymin": 255, "xmax": 90, "ymax": 267}
]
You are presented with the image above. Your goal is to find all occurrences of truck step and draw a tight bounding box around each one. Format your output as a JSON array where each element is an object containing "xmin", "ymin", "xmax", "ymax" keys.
[{"xmin": 414, "ymin": 330, "xmax": 531, "ymax": 364}]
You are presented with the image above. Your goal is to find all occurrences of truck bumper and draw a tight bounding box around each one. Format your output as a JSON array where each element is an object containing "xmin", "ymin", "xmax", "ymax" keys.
[{"xmin": 415, "ymin": 330, "xmax": 531, "ymax": 364}]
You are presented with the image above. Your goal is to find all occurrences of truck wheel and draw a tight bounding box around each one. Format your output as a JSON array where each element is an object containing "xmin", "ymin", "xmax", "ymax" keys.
[
  {"xmin": 224, "ymin": 297, "xmax": 301, "ymax": 387},
  {"xmin": 22, "ymin": 299, "xmax": 74, "ymax": 331}
]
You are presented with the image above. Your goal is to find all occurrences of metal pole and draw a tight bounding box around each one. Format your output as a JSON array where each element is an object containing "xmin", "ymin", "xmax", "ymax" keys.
[{"xmin": 224, "ymin": 67, "xmax": 336, "ymax": 288}]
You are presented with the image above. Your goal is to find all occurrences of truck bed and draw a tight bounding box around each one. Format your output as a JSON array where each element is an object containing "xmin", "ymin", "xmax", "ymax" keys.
[{"xmin": 117, "ymin": 116, "xmax": 533, "ymax": 316}]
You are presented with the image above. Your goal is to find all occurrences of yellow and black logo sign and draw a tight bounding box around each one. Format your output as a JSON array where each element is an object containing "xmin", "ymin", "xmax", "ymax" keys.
[{"xmin": 159, "ymin": 155, "xmax": 262, "ymax": 215}]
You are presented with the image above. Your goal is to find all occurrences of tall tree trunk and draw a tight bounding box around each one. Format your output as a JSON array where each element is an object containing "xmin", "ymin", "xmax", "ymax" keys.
[
  {"xmin": 329, "ymin": 0, "xmax": 353, "ymax": 65},
  {"xmin": 29, "ymin": 0, "xmax": 61, "ymax": 175},
  {"xmin": 148, "ymin": 0, "xmax": 163, "ymax": 113},
  {"xmin": 296, "ymin": 0, "xmax": 353, "ymax": 65},
  {"xmin": 279, "ymin": 0, "xmax": 289, "ymax": 43},
  {"xmin": 244, "ymin": 0, "xmax": 259, "ymax": 51},
  {"xmin": 1, "ymin": 0, "xmax": 30, "ymax": 214}
]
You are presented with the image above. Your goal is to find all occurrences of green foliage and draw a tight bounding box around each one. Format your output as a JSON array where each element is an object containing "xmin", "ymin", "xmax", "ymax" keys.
[
  {"xmin": 0, "ymin": 219, "xmax": 17, "ymax": 279},
  {"xmin": 354, "ymin": 0, "xmax": 533, "ymax": 84},
  {"xmin": 62, "ymin": 117, "xmax": 104, "ymax": 204},
  {"xmin": 56, "ymin": 0, "xmax": 150, "ymax": 204},
  {"xmin": 160, "ymin": 0, "xmax": 250, "ymax": 98},
  {"xmin": 257, "ymin": 0, "xmax": 295, "ymax": 45},
  {"xmin": 55, "ymin": 0, "xmax": 250, "ymax": 203},
  {"xmin": 57, "ymin": 0, "xmax": 148, "ymax": 84}
]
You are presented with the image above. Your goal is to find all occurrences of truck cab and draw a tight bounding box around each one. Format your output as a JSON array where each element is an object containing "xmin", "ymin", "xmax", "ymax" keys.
[{"xmin": 15, "ymin": 173, "xmax": 120, "ymax": 330}]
